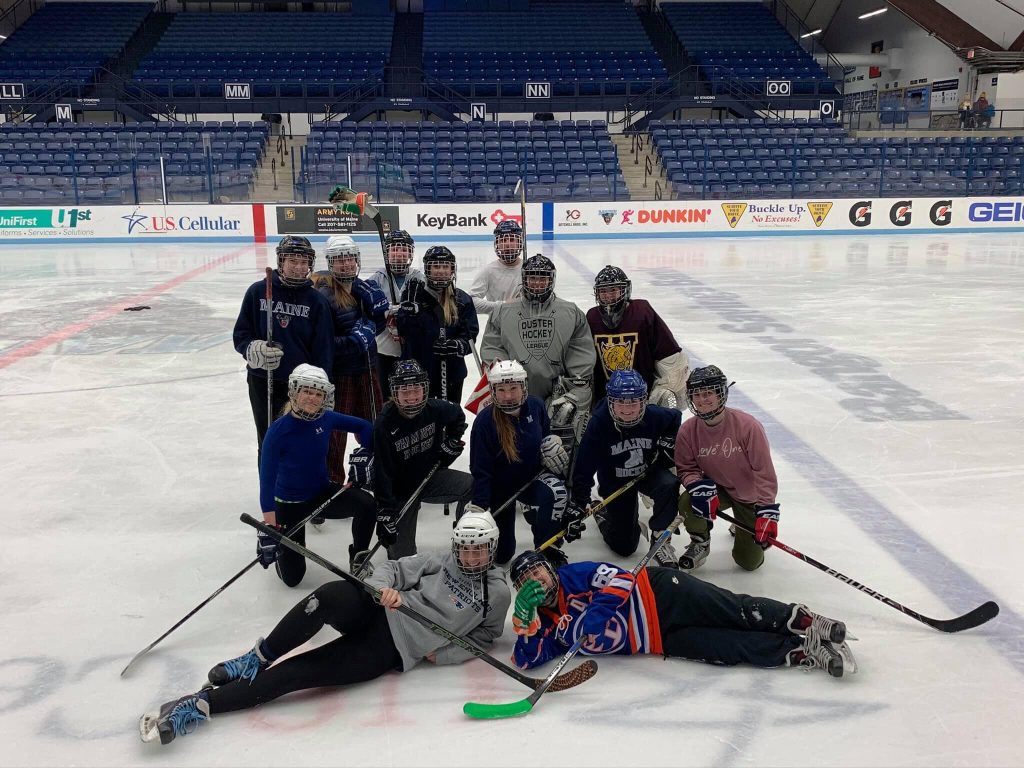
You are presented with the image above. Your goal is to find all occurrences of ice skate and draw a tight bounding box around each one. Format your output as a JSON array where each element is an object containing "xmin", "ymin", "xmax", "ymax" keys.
[{"xmin": 678, "ymin": 533, "xmax": 710, "ymax": 570}]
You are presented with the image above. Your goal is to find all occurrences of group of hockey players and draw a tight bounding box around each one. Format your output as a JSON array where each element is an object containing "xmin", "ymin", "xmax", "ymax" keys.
[{"xmin": 139, "ymin": 221, "xmax": 857, "ymax": 746}]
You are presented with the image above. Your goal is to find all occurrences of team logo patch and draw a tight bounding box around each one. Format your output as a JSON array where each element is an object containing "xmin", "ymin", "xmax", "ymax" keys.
[
  {"xmin": 807, "ymin": 201, "xmax": 833, "ymax": 227},
  {"xmin": 595, "ymin": 332, "xmax": 638, "ymax": 378},
  {"xmin": 599, "ymin": 209, "xmax": 616, "ymax": 224},
  {"xmin": 276, "ymin": 314, "xmax": 290, "ymax": 328},
  {"xmin": 517, "ymin": 312, "xmax": 555, "ymax": 360},
  {"xmin": 574, "ymin": 613, "xmax": 628, "ymax": 654}
]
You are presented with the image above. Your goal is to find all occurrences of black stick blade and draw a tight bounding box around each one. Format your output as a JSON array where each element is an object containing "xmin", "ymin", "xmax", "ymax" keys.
[{"xmin": 923, "ymin": 601, "xmax": 1000, "ymax": 633}]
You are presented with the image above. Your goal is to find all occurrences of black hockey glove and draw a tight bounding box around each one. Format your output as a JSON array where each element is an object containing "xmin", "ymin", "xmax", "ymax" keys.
[
  {"xmin": 439, "ymin": 437, "xmax": 465, "ymax": 466},
  {"xmin": 432, "ymin": 336, "xmax": 469, "ymax": 357},
  {"xmin": 376, "ymin": 508, "xmax": 400, "ymax": 547},
  {"xmin": 563, "ymin": 502, "xmax": 589, "ymax": 543},
  {"xmin": 347, "ymin": 446, "xmax": 374, "ymax": 488},
  {"xmin": 398, "ymin": 278, "xmax": 425, "ymax": 315},
  {"xmin": 256, "ymin": 524, "xmax": 282, "ymax": 568}
]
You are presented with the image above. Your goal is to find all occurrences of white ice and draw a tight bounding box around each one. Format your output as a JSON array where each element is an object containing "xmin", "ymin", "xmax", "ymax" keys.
[{"xmin": 0, "ymin": 233, "xmax": 1022, "ymax": 767}]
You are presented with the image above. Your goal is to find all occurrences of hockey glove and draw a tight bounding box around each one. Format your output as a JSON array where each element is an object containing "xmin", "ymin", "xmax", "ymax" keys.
[
  {"xmin": 375, "ymin": 508, "xmax": 400, "ymax": 547},
  {"xmin": 256, "ymin": 524, "xmax": 282, "ymax": 568},
  {"xmin": 754, "ymin": 503, "xmax": 780, "ymax": 549},
  {"xmin": 684, "ymin": 477, "xmax": 719, "ymax": 521},
  {"xmin": 352, "ymin": 280, "xmax": 388, "ymax": 317},
  {"xmin": 439, "ymin": 438, "xmax": 465, "ymax": 467},
  {"xmin": 539, "ymin": 434, "xmax": 569, "ymax": 476},
  {"xmin": 349, "ymin": 319, "xmax": 376, "ymax": 353},
  {"xmin": 398, "ymin": 278, "xmax": 425, "ymax": 315},
  {"xmin": 512, "ymin": 579, "xmax": 546, "ymax": 637},
  {"xmin": 649, "ymin": 385, "xmax": 679, "ymax": 409},
  {"xmin": 347, "ymin": 446, "xmax": 374, "ymax": 488},
  {"xmin": 432, "ymin": 336, "xmax": 469, "ymax": 358},
  {"xmin": 563, "ymin": 502, "xmax": 589, "ymax": 543},
  {"xmin": 245, "ymin": 340, "xmax": 283, "ymax": 371}
]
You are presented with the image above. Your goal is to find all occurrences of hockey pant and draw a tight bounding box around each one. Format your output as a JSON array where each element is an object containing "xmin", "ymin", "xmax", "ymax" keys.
[
  {"xmin": 648, "ymin": 567, "xmax": 801, "ymax": 667},
  {"xmin": 247, "ymin": 372, "xmax": 290, "ymax": 469},
  {"xmin": 387, "ymin": 468, "xmax": 473, "ymax": 559},
  {"xmin": 205, "ymin": 581, "xmax": 402, "ymax": 714},
  {"xmin": 596, "ymin": 468, "xmax": 680, "ymax": 557},
  {"xmin": 679, "ymin": 485, "xmax": 764, "ymax": 571},
  {"xmin": 326, "ymin": 367, "xmax": 384, "ymax": 484},
  {"xmin": 274, "ymin": 484, "xmax": 377, "ymax": 587},
  {"xmin": 490, "ymin": 473, "xmax": 567, "ymax": 565}
]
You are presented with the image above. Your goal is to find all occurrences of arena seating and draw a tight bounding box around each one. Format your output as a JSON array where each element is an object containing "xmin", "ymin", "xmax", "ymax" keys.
[
  {"xmin": 0, "ymin": 2, "xmax": 152, "ymax": 86},
  {"xmin": 0, "ymin": 121, "xmax": 269, "ymax": 204},
  {"xmin": 303, "ymin": 119, "xmax": 628, "ymax": 202},
  {"xmin": 651, "ymin": 118, "xmax": 1024, "ymax": 199},
  {"xmin": 662, "ymin": 2, "xmax": 832, "ymax": 95},
  {"xmin": 423, "ymin": 1, "xmax": 666, "ymax": 96},
  {"xmin": 133, "ymin": 13, "xmax": 394, "ymax": 98}
]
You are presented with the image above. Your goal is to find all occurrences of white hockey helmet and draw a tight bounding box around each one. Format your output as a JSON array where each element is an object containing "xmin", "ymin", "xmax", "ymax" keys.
[
  {"xmin": 488, "ymin": 359, "xmax": 528, "ymax": 414},
  {"xmin": 451, "ymin": 506, "xmax": 499, "ymax": 577},
  {"xmin": 288, "ymin": 364, "xmax": 335, "ymax": 420},
  {"xmin": 325, "ymin": 235, "xmax": 360, "ymax": 283}
]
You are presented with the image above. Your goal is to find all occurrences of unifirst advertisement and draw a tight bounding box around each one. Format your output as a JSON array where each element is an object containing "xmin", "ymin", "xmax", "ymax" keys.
[{"xmin": 0, "ymin": 204, "xmax": 254, "ymax": 239}]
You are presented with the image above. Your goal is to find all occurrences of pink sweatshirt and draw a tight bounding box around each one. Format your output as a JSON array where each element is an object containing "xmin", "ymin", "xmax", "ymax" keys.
[{"xmin": 675, "ymin": 408, "xmax": 778, "ymax": 506}]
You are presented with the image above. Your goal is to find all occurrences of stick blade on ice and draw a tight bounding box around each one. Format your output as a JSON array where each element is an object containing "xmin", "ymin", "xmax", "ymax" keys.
[{"xmin": 462, "ymin": 699, "xmax": 533, "ymax": 720}]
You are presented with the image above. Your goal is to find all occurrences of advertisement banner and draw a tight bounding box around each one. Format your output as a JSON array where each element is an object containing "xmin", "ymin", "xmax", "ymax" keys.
[
  {"xmin": 553, "ymin": 202, "xmax": 717, "ymax": 234},
  {"xmin": 0, "ymin": 204, "xmax": 254, "ymax": 240},
  {"xmin": 403, "ymin": 203, "xmax": 544, "ymax": 238},
  {"xmin": 273, "ymin": 204, "xmax": 401, "ymax": 236}
]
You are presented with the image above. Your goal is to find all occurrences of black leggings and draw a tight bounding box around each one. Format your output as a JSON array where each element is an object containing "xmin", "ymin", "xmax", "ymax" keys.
[
  {"xmin": 206, "ymin": 581, "xmax": 402, "ymax": 714},
  {"xmin": 274, "ymin": 485, "xmax": 377, "ymax": 587}
]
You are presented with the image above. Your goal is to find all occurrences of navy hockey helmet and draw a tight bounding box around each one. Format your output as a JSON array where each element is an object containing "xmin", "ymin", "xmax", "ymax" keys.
[
  {"xmin": 685, "ymin": 365, "xmax": 729, "ymax": 421},
  {"xmin": 383, "ymin": 229, "xmax": 415, "ymax": 275},
  {"xmin": 606, "ymin": 368, "xmax": 648, "ymax": 427},
  {"xmin": 493, "ymin": 219, "xmax": 524, "ymax": 265},
  {"xmin": 593, "ymin": 265, "xmax": 632, "ymax": 329}
]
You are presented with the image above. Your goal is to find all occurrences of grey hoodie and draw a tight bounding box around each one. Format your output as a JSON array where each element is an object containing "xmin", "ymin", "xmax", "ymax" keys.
[{"xmin": 365, "ymin": 551, "xmax": 511, "ymax": 672}]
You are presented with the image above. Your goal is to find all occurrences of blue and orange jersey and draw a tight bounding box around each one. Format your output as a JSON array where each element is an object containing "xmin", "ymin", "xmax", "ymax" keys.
[{"xmin": 512, "ymin": 561, "xmax": 662, "ymax": 670}]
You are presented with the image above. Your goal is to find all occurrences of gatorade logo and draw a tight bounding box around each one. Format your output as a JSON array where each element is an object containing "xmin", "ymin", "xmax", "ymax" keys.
[
  {"xmin": 849, "ymin": 201, "xmax": 872, "ymax": 227},
  {"xmin": 929, "ymin": 200, "xmax": 952, "ymax": 226},
  {"xmin": 890, "ymin": 200, "xmax": 913, "ymax": 226}
]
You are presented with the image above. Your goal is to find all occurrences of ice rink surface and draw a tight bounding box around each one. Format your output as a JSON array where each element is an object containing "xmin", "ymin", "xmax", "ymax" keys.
[{"xmin": 1, "ymin": 232, "xmax": 1022, "ymax": 767}]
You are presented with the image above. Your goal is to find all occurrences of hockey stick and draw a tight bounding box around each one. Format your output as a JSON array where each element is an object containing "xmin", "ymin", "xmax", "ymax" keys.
[
  {"xmin": 352, "ymin": 461, "xmax": 441, "ymax": 578},
  {"xmin": 464, "ymin": 515, "xmax": 682, "ymax": 719},
  {"xmin": 264, "ymin": 267, "xmax": 274, "ymax": 428},
  {"xmin": 329, "ymin": 185, "xmax": 399, "ymax": 300},
  {"xmin": 514, "ymin": 178, "xmax": 527, "ymax": 259},
  {"xmin": 438, "ymin": 327, "xmax": 448, "ymax": 401},
  {"xmin": 120, "ymin": 483, "xmax": 353, "ymax": 677},
  {"xmin": 241, "ymin": 514, "xmax": 598, "ymax": 693},
  {"xmin": 535, "ymin": 467, "xmax": 651, "ymax": 553},
  {"xmin": 468, "ymin": 338, "xmax": 484, "ymax": 377},
  {"xmin": 490, "ymin": 469, "xmax": 546, "ymax": 521},
  {"xmin": 716, "ymin": 510, "xmax": 1000, "ymax": 633}
]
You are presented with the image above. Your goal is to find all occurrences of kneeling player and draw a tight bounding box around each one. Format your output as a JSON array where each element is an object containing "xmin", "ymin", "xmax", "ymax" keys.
[{"xmin": 509, "ymin": 550, "xmax": 856, "ymax": 677}]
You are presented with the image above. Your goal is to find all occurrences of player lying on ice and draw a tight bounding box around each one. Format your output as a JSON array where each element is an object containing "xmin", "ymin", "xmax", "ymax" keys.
[
  {"xmin": 139, "ymin": 510, "xmax": 509, "ymax": 746},
  {"xmin": 508, "ymin": 550, "xmax": 857, "ymax": 678}
]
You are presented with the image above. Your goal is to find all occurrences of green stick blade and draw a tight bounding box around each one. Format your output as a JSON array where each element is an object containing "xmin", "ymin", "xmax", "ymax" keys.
[{"xmin": 463, "ymin": 699, "xmax": 534, "ymax": 720}]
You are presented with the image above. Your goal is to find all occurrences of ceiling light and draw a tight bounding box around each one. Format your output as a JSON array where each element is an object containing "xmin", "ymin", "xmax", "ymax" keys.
[
  {"xmin": 801, "ymin": 29, "xmax": 823, "ymax": 38},
  {"xmin": 858, "ymin": 7, "xmax": 888, "ymax": 19}
]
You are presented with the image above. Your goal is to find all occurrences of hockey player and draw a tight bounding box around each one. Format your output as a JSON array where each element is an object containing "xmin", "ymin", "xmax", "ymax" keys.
[
  {"xmin": 509, "ymin": 550, "xmax": 856, "ymax": 677},
  {"xmin": 317, "ymin": 235, "xmax": 388, "ymax": 484},
  {"xmin": 140, "ymin": 510, "xmax": 510, "ymax": 746},
  {"xmin": 480, "ymin": 254, "xmax": 596, "ymax": 444},
  {"xmin": 468, "ymin": 219, "xmax": 524, "ymax": 316},
  {"xmin": 367, "ymin": 229, "xmax": 425, "ymax": 400},
  {"xmin": 565, "ymin": 369, "xmax": 682, "ymax": 567},
  {"xmin": 469, "ymin": 360, "xmax": 571, "ymax": 565},
  {"xmin": 675, "ymin": 364, "xmax": 780, "ymax": 572},
  {"xmin": 394, "ymin": 245, "xmax": 479, "ymax": 404},
  {"xmin": 257, "ymin": 365, "xmax": 376, "ymax": 586},
  {"xmin": 371, "ymin": 359, "xmax": 473, "ymax": 558},
  {"xmin": 232, "ymin": 235, "xmax": 334, "ymax": 465},
  {"xmin": 588, "ymin": 264, "xmax": 688, "ymax": 407}
]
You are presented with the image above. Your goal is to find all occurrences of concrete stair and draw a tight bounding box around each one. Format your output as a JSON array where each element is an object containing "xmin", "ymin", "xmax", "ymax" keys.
[
  {"xmin": 251, "ymin": 134, "xmax": 306, "ymax": 202},
  {"xmin": 612, "ymin": 133, "xmax": 666, "ymax": 200}
]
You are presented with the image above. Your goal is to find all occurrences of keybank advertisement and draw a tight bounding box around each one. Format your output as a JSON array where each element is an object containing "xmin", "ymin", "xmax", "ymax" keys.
[{"xmin": 0, "ymin": 205, "xmax": 253, "ymax": 239}]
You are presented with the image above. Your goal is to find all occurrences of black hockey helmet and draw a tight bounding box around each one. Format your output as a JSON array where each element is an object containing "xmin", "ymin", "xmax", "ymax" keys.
[
  {"xmin": 493, "ymin": 219, "xmax": 524, "ymax": 265},
  {"xmin": 509, "ymin": 550, "xmax": 559, "ymax": 605},
  {"xmin": 423, "ymin": 245, "xmax": 457, "ymax": 291},
  {"xmin": 685, "ymin": 365, "xmax": 729, "ymax": 421},
  {"xmin": 275, "ymin": 235, "xmax": 315, "ymax": 286},
  {"xmin": 389, "ymin": 359, "xmax": 429, "ymax": 417},
  {"xmin": 521, "ymin": 254, "xmax": 556, "ymax": 304},
  {"xmin": 593, "ymin": 264, "xmax": 632, "ymax": 329}
]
